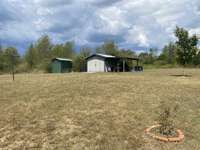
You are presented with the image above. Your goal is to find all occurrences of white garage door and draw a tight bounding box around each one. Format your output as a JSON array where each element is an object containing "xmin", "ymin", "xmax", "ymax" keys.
[{"xmin": 87, "ymin": 58, "xmax": 105, "ymax": 72}]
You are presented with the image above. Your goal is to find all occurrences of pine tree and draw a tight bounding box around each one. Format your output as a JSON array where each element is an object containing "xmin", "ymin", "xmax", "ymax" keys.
[
  {"xmin": 25, "ymin": 44, "xmax": 37, "ymax": 69},
  {"xmin": 35, "ymin": 35, "xmax": 52, "ymax": 62}
]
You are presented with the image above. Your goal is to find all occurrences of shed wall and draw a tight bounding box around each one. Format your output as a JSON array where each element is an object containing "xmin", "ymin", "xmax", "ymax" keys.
[
  {"xmin": 52, "ymin": 60, "xmax": 72, "ymax": 73},
  {"xmin": 87, "ymin": 56, "xmax": 105, "ymax": 72},
  {"xmin": 52, "ymin": 60, "xmax": 61, "ymax": 73}
]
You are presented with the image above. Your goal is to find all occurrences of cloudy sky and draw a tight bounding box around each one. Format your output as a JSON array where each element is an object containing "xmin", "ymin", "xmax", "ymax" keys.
[{"xmin": 0, "ymin": 0, "xmax": 200, "ymax": 54}]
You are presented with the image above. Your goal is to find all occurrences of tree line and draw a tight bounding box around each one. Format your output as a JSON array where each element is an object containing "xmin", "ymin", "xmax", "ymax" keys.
[
  {"xmin": 139, "ymin": 27, "xmax": 200, "ymax": 67},
  {"xmin": 0, "ymin": 26, "xmax": 199, "ymax": 74}
]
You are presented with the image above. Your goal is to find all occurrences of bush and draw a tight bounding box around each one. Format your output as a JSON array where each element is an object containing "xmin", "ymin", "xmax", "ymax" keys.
[
  {"xmin": 36, "ymin": 60, "xmax": 52, "ymax": 73},
  {"xmin": 46, "ymin": 64, "xmax": 52, "ymax": 73},
  {"xmin": 43, "ymin": 62, "xmax": 52, "ymax": 73},
  {"xmin": 15, "ymin": 63, "xmax": 29, "ymax": 73},
  {"xmin": 157, "ymin": 101, "xmax": 179, "ymax": 136}
]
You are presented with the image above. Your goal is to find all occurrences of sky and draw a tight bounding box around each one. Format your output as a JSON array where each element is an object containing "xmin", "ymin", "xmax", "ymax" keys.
[{"xmin": 0, "ymin": 0, "xmax": 200, "ymax": 54}]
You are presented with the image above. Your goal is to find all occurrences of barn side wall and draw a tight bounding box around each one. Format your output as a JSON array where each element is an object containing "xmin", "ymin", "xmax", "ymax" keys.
[{"xmin": 52, "ymin": 60, "xmax": 61, "ymax": 73}]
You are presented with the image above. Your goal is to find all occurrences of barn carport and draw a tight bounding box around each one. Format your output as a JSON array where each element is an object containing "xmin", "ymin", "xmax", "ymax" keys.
[
  {"xmin": 115, "ymin": 57, "xmax": 142, "ymax": 72},
  {"xmin": 86, "ymin": 53, "xmax": 142, "ymax": 72}
]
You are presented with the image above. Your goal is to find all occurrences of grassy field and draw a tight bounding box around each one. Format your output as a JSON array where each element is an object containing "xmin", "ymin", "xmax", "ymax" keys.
[{"xmin": 0, "ymin": 69, "xmax": 200, "ymax": 150}]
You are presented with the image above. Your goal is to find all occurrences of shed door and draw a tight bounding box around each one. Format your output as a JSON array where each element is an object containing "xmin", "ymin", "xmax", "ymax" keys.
[{"xmin": 87, "ymin": 58, "xmax": 105, "ymax": 72}]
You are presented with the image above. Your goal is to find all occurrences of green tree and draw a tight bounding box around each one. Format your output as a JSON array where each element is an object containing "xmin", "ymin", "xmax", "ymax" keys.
[
  {"xmin": 35, "ymin": 35, "xmax": 52, "ymax": 62},
  {"xmin": 0, "ymin": 44, "xmax": 2, "ymax": 53},
  {"xmin": 52, "ymin": 44, "xmax": 64, "ymax": 58},
  {"xmin": 138, "ymin": 52, "xmax": 149, "ymax": 64},
  {"xmin": 63, "ymin": 41, "xmax": 75, "ymax": 58},
  {"xmin": 159, "ymin": 42, "xmax": 177, "ymax": 64},
  {"xmin": 0, "ymin": 45, "xmax": 4, "ymax": 71},
  {"xmin": 96, "ymin": 41, "xmax": 119, "ymax": 56},
  {"xmin": 73, "ymin": 47, "xmax": 91, "ymax": 72},
  {"xmin": 138, "ymin": 48, "xmax": 157, "ymax": 64},
  {"xmin": 4, "ymin": 47, "xmax": 20, "ymax": 72},
  {"xmin": 25, "ymin": 43, "xmax": 37, "ymax": 69},
  {"xmin": 52, "ymin": 41, "xmax": 75, "ymax": 59},
  {"xmin": 35, "ymin": 35, "xmax": 53, "ymax": 71},
  {"xmin": 149, "ymin": 48, "xmax": 157, "ymax": 64},
  {"xmin": 175, "ymin": 26, "xmax": 198, "ymax": 66},
  {"xmin": 193, "ymin": 50, "xmax": 200, "ymax": 65},
  {"xmin": 118, "ymin": 49, "xmax": 136, "ymax": 58}
]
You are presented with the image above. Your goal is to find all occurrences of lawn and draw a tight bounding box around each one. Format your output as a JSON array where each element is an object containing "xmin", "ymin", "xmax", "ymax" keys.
[{"xmin": 0, "ymin": 69, "xmax": 200, "ymax": 150}]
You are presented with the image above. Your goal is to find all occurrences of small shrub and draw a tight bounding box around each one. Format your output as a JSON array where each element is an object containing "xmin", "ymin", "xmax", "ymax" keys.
[{"xmin": 157, "ymin": 101, "xmax": 179, "ymax": 136}]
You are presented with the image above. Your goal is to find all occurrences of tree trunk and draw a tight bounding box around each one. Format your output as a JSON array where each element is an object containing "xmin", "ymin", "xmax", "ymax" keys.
[{"xmin": 183, "ymin": 64, "xmax": 186, "ymax": 76}]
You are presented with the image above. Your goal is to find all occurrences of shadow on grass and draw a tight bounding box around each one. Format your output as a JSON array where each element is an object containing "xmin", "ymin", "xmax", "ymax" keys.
[{"xmin": 170, "ymin": 74, "xmax": 192, "ymax": 77}]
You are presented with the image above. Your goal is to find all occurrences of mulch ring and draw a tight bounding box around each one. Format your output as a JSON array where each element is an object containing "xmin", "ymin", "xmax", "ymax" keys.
[{"xmin": 145, "ymin": 124, "xmax": 184, "ymax": 142}]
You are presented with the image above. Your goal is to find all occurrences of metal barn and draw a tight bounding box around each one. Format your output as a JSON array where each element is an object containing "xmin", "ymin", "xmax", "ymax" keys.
[
  {"xmin": 86, "ymin": 53, "xmax": 140, "ymax": 73},
  {"xmin": 51, "ymin": 58, "xmax": 72, "ymax": 73}
]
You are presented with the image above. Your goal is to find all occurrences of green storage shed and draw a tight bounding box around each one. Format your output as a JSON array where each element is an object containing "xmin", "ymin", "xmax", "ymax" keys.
[{"xmin": 51, "ymin": 58, "xmax": 72, "ymax": 73}]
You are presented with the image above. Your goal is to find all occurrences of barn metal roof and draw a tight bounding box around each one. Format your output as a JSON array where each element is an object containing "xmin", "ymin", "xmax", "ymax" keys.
[
  {"xmin": 95, "ymin": 53, "xmax": 116, "ymax": 58},
  {"xmin": 86, "ymin": 53, "xmax": 139, "ymax": 60},
  {"xmin": 86, "ymin": 53, "xmax": 116, "ymax": 60},
  {"xmin": 52, "ymin": 58, "xmax": 72, "ymax": 62}
]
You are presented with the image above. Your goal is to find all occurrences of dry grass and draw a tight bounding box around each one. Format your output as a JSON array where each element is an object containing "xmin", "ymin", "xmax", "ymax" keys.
[{"xmin": 0, "ymin": 69, "xmax": 200, "ymax": 150}]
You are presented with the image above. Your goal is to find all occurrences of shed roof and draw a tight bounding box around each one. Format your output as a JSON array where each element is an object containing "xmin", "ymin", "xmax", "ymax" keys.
[
  {"xmin": 95, "ymin": 53, "xmax": 116, "ymax": 58},
  {"xmin": 86, "ymin": 53, "xmax": 139, "ymax": 61},
  {"xmin": 52, "ymin": 58, "xmax": 72, "ymax": 62},
  {"xmin": 86, "ymin": 53, "xmax": 116, "ymax": 60}
]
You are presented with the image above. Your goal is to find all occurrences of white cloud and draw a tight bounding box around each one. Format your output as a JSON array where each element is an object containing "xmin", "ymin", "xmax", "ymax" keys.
[
  {"xmin": 0, "ymin": 0, "xmax": 200, "ymax": 53},
  {"xmin": 126, "ymin": 26, "xmax": 149, "ymax": 47}
]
